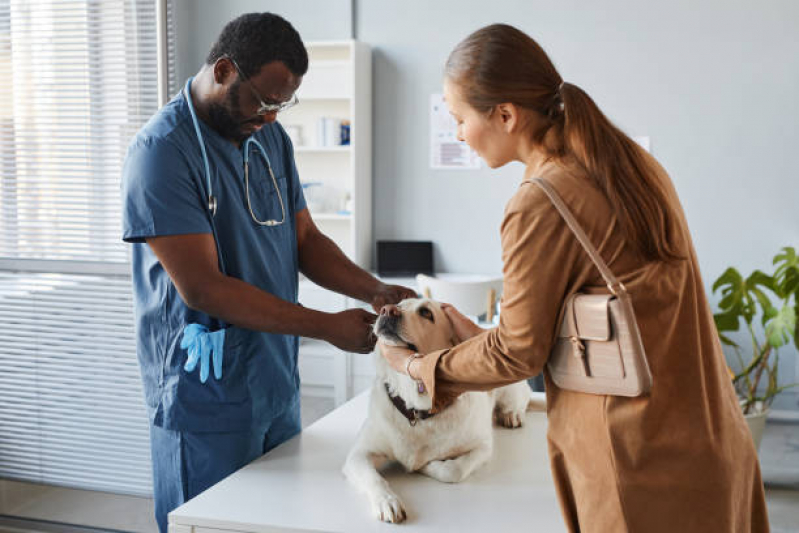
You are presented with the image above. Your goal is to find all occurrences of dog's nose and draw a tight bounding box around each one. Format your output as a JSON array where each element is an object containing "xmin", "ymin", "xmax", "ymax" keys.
[{"xmin": 380, "ymin": 304, "xmax": 400, "ymax": 317}]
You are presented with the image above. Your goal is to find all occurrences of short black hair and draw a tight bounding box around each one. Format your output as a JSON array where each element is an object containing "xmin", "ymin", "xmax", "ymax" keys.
[{"xmin": 206, "ymin": 13, "xmax": 308, "ymax": 78}]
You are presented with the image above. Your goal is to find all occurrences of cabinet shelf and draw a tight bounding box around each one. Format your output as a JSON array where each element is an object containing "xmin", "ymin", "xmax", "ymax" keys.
[
  {"xmin": 297, "ymin": 96, "xmax": 351, "ymax": 101},
  {"xmin": 295, "ymin": 146, "xmax": 351, "ymax": 153},
  {"xmin": 311, "ymin": 213, "xmax": 352, "ymax": 221}
]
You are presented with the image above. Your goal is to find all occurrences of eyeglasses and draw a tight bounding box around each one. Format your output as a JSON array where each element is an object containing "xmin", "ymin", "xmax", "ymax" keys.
[{"xmin": 227, "ymin": 57, "xmax": 299, "ymax": 115}]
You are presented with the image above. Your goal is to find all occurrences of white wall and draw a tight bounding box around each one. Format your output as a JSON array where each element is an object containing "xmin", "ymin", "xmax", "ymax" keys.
[
  {"xmin": 357, "ymin": 0, "xmax": 799, "ymax": 409},
  {"xmin": 172, "ymin": 0, "xmax": 352, "ymax": 84},
  {"xmin": 176, "ymin": 0, "xmax": 799, "ymax": 409}
]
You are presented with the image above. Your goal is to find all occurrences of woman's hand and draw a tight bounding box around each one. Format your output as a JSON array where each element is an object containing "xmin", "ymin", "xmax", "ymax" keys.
[
  {"xmin": 441, "ymin": 303, "xmax": 486, "ymax": 343},
  {"xmin": 377, "ymin": 340, "xmax": 416, "ymax": 376}
]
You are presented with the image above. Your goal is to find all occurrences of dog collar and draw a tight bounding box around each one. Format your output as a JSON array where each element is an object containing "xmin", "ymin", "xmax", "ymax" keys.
[{"xmin": 384, "ymin": 382, "xmax": 436, "ymax": 427}]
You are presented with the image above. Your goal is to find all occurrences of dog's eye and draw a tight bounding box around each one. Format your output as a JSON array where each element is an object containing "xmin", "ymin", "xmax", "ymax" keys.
[{"xmin": 417, "ymin": 307, "xmax": 435, "ymax": 323}]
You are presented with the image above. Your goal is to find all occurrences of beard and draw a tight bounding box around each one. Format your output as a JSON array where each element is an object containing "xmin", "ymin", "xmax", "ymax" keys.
[{"xmin": 205, "ymin": 80, "xmax": 260, "ymax": 144}]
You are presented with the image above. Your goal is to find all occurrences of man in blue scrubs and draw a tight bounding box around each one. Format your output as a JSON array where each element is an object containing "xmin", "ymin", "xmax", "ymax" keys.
[{"xmin": 121, "ymin": 13, "xmax": 415, "ymax": 532}]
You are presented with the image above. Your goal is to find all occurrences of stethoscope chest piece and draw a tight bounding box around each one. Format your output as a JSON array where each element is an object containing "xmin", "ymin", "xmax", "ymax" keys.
[{"xmin": 208, "ymin": 195, "xmax": 218, "ymax": 217}]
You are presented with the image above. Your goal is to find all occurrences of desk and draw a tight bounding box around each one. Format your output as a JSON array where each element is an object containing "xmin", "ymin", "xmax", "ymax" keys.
[{"xmin": 168, "ymin": 391, "xmax": 565, "ymax": 533}]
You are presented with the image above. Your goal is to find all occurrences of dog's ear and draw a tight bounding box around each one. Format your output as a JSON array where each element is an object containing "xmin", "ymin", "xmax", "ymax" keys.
[{"xmin": 438, "ymin": 307, "xmax": 459, "ymax": 348}]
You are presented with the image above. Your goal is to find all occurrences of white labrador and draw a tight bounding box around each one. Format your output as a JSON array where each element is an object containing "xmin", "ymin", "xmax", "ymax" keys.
[{"xmin": 343, "ymin": 298, "xmax": 544, "ymax": 523}]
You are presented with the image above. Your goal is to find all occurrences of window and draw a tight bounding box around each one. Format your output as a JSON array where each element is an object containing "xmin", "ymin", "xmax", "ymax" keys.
[{"xmin": 0, "ymin": 0, "xmax": 175, "ymax": 496}]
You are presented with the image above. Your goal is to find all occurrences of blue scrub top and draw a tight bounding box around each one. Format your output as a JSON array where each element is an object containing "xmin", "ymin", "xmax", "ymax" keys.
[{"xmin": 121, "ymin": 87, "xmax": 307, "ymax": 433}]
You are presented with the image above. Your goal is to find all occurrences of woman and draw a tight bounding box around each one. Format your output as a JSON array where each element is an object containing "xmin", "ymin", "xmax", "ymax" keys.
[{"xmin": 380, "ymin": 24, "xmax": 769, "ymax": 532}]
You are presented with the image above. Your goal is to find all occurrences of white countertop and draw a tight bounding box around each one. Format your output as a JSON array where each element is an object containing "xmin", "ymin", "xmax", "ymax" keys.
[{"xmin": 168, "ymin": 391, "xmax": 564, "ymax": 533}]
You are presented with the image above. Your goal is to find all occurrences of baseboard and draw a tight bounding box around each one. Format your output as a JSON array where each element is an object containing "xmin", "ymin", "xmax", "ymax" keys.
[
  {"xmin": 768, "ymin": 409, "xmax": 799, "ymax": 423},
  {"xmin": 0, "ymin": 515, "xmax": 128, "ymax": 533}
]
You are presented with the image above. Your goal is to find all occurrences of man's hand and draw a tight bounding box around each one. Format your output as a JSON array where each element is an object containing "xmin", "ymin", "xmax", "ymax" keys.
[
  {"xmin": 370, "ymin": 283, "xmax": 417, "ymax": 313},
  {"xmin": 325, "ymin": 308, "xmax": 379, "ymax": 353}
]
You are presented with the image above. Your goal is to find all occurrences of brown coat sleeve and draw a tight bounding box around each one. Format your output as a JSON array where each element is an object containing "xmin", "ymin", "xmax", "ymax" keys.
[{"xmin": 417, "ymin": 177, "xmax": 589, "ymax": 412}]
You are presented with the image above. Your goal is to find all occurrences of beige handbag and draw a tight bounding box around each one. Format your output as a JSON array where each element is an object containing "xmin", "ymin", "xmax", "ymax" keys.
[{"xmin": 532, "ymin": 178, "xmax": 653, "ymax": 397}]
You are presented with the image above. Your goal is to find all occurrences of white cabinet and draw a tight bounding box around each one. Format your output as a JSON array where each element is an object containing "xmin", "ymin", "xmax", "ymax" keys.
[
  {"xmin": 289, "ymin": 41, "xmax": 372, "ymax": 406},
  {"xmin": 281, "ymin": 40, "xmax": 371, "ymax": 267},
  {"xmin": 296, "ymin": 280, "xmax": 349, "ymax": 406}
]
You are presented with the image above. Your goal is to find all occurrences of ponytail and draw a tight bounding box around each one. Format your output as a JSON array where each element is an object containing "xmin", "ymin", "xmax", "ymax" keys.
[{"xmin": 558, "ymin": 82, "xmax": 683, "ymax": 262}]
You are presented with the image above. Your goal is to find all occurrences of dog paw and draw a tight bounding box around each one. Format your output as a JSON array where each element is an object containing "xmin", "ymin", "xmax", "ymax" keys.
[
  {"xmin": 421, "ymin": 459, "xmax": 465, "ymax": 483},
  {"xmin": 370, "ymin": 493, "xmax": 406, "ymax": 523},
  {"xmin": 495, "ymin": 409, "xmax": 524, "ymax": 428}
]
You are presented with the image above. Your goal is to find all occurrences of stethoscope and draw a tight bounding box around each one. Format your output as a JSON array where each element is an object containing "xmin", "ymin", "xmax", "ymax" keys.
[{"xmin": 184, "ymin": 77, "xmax": 286, "ymax": 226}]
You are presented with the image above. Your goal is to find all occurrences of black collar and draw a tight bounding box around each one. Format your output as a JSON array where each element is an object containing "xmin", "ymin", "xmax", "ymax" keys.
[{"xmin": 384, "ymin": 382, "xmax": 436, "ymax": 427}]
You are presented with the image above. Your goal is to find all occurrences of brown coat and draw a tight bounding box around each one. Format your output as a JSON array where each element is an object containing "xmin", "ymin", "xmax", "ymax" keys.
[{"xmin": 416, "ymin": 158, "xmax": 769, "ymax": 532}]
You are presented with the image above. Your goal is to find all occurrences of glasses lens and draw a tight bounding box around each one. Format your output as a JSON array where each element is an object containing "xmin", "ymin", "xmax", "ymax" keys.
[
  {"xmin": 283, "ymin": 94, "xmax": 298, "ymax": 109},
  {"xmin": 256, "ymin": 94, "xmax": 298, "ymax": 115}
]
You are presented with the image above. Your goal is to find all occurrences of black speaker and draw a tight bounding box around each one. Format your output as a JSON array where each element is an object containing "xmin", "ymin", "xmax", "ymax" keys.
[{"xmin": 376, "ymin": 241, "xmax": 433, "ymax": 277}]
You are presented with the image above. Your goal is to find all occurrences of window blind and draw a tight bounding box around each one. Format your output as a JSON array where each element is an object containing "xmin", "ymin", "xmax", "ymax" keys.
[
  {"xmin": 0, "ymin": 0, "xmax": 175, "ymax": 497},
  {"xmin": 0, "ymin": 271, "xmax": 151, "ymax": 495}
]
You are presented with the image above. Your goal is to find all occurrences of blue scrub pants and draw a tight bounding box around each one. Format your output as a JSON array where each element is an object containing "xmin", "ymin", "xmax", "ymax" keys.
[{"xmin": 148, "ymin": 396, "xmax": 301, "ymax": 533}]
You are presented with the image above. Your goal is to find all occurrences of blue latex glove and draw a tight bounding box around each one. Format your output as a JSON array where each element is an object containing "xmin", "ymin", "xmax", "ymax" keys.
[{"xmin": 180, "ymin": 323, "xmax": 226, "ymax": 383}]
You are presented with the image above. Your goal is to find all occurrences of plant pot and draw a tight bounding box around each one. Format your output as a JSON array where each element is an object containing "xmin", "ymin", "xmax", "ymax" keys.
[{"xmin": 743, "ymin": 409, "xmax": 769, "ymax": 453}]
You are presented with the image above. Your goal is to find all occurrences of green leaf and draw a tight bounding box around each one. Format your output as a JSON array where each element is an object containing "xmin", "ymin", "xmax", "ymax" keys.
[
  {"xmin": 773, "ymin": 246, "xmax": 797, "ymax": 273},
  {"xmin": 751, "ymin": 287, "xmax": 775, "ymax": 324},
  {"xmin": 718, "ymin": 332, "xmax": 738, "ymax": 347},
  {"xmin": 774, "ymin": 246, "xmax": 799, "ymax": 291},
  {"xmin": 795, "ymin": 302, "xmax": 799, "ymax": 351},
  {"xmin": 714, "ymin": 309, "xmax": 740, "ymax": 333},
  {"xmin": 765, "ymin": 304, "xmax": 796, "ymax": 348},
  {"xmin": 712, "ymin": 267, "xmax": 757, "ymax": 324},
  {"xmin": 748, "ymin": 270, "xmax": 776, "ymax": 293},
  {"xmin": 712, "ymin": 267, "xmax": 742, "ymax": 295},
  {"xmin": 782, "ymin": 268, "xmax": 799, "ymax": 296},
  {"xmin": 761, "ymin": 304, "xmax": 778, "ymax": 328}
]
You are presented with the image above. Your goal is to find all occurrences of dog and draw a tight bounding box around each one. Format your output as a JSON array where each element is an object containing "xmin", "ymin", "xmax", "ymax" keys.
[{"xmin": 342, "ymin": 298, "xmax": 544, "ymax": 523}]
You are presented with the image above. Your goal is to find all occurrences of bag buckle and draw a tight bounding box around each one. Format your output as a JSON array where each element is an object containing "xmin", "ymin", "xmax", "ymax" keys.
[{"xmin": 570, "ymin": 336, "xmax": 591, "ymax": 377}]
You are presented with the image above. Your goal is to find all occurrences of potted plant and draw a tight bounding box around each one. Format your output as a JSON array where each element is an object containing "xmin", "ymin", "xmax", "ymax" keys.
[{"xmin": 712, "ymin": 246, "xmax": 799, "ymax": 452}]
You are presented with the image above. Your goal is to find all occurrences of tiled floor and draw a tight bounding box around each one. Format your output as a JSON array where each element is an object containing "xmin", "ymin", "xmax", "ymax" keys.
[{"xmin": 1, "ymin": 399, "xmax": 797, "ymax": 532}]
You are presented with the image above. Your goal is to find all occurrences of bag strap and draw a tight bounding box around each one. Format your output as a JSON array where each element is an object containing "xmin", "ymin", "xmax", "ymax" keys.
[{"xmin": 530, "ymin": 177, "xmax": 626, "ymax": 296}]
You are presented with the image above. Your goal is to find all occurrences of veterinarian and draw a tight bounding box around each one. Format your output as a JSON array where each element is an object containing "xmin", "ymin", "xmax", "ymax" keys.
[
  {"xmin": 380, "ymin": 24, "xmax": 768, "ymax": 532},
  {"xmin": 121, "ymin": 13, "xmax": 414, "ymax": 532}
]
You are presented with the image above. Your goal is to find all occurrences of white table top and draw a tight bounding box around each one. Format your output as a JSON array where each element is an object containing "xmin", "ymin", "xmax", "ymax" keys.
[{"xmin": 168, "ymin": 391, "xmax": 564, "ymax": 533}]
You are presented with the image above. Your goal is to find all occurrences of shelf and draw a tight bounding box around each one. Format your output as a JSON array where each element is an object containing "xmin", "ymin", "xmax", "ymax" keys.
[
  {"xmin": 295, "ymin": 146, "xmax": 351, "ymax": 153},
  {"xmin": 305, "ymin": 40, "xmax": 354, "ymax": 48},
  {"xmin": 311, "ymin": 213, "xmax": 352, "ymax": 221},
  {"xmin": 296, "ymin": 96, "xmax": 351, "ymax": 101}
]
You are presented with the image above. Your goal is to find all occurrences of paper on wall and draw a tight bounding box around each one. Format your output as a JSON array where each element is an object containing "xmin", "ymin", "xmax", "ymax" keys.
[{"xmin": 430, "ymin": 93, "xmax": 481, "ymax": 169}]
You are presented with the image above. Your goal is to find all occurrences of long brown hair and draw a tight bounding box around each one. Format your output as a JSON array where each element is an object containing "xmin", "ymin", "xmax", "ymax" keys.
[{"xmin": 446, "ymin": 24, "xmax": 682, "ymax": 263}]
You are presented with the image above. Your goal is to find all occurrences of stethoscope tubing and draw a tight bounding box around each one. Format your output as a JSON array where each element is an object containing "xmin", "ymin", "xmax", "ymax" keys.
[{"xmin": 184, "ymin": 77, "xmax": 285, "ymax": 226}]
